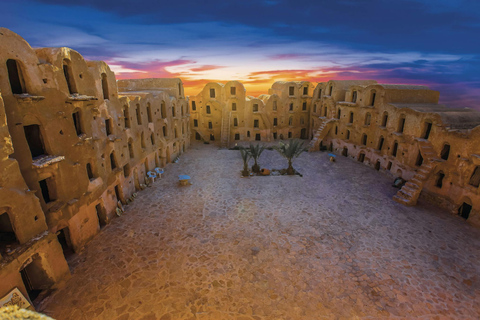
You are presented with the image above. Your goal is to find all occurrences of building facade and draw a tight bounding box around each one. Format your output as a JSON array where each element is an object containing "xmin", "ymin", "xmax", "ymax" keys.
[
  {"xmin": 0, "ymin": 28, "xmax": 190, "ymax": 307},
  {"xmin": 189, "ymin": 81, "xmax": 314, "ymax": 147},
  {"xmin": 309, "ymin": 80, "xmax": 480, "ymax": 227}
]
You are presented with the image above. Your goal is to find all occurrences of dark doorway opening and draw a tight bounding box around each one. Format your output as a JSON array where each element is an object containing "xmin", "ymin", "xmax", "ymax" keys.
[
  {"xmin": 387, "ymin": 161, "xmax": 393, "ymax": 171},
  {"xmin": 101, "ymin": 73, "xmax": 109, "ymax": 100},
  {"xmin": 20, "ymin": 256, "xmax": 53, "ymax": 304},
  {"xmin": 441, "ymin": 144, "xmax": 450, "ymax": 160},
  {"xmin": 423, "ymin": 121, "xmax": 432, "ymax": 139},
  {"xmin": 300, "ymin": 128, "xmax": 307, "ymax": 139},
  {"xmin": 95, "ymin": 204, "xmax": 107, "ymax": 228},
  {"xmin": 0, "ymin": 212, "xmax": 18, "ymax": 253},
  {"xmin": 458, "ymin": 202, "xmax": 472, "ymax": 219},
  {"xmin": 6, "ymin": 59, "xmax": 26, "ymax": 94},
  {"xmin": 57, "ymin": 228, "xmax": 74, "ymax": 257},
  {"xmin": 39, "ymin": 178, "xmax": 56, "ymax": 204},
  {"xmin": 114, "ymin": 185, "xmax": 122, "ymax": 204},
  {"xmin": 255, "ymin": 133, "xmax": 261, "ymax": 141},
  {"xmin": 375, "ymin": 161, "xmax": 381, "ymax": 171},
  {"xmin": 63, "ymin": 60, "xmax": 77, "ymax": 94},
  {"xmin": 342, "ymin": 147, "xmax": 348, "ymax": 157},
  {"xmin": 415, "ymin": 152, "xmax": 423, "ymax": 166},
  {"xmin": 436, "ymin": 172, "xmax": 445, "ymax": 188},
  {"xmin": 358, "ymin": 153, "xmax": 365, "ymax": 163},
  {"xmin": 210, "ymin": 134, "xmax": 215, "ymax": 141},
  {"xmin": 24, "ymin": 125, "xmax": 46, "ymax": 158},
  {"xmin": 195, "ymin": 132, "xmax": 201, "ymax": 140}
]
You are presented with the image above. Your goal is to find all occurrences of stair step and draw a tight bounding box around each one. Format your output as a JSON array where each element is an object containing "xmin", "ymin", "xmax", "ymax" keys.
[
  {"xmin": 411, "ymin": 178, "xmax": 423, "ymax": 185},
  {"xmin": 405, "ymin": 181, "xmax": 420, "ymax": 189},
  {"xmin": 402, "ymin": 185, "xmax": 418, "ymax": 194},
  {"xmin": 399, "ymin": 189, "xmax": 413, "ymax": 198},
  {"xmin": 393, "ymin": 195, "xmax": 415, "ymax": 206},
  {"xmin": 415, "ymin": 173, "xmax": 427, "ymax": 180}
]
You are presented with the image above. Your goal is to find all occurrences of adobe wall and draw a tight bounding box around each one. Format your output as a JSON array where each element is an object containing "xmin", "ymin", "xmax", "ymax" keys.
[
  {"xmin": 0, "ymin": 27, "xmax": 190, "ymax": 306},
  {"xmin": 189, "ymin": 81, "xmax": 313, "ymax": 146},
  {"xmin": 310, "ymin": 80, "xmax": 480, "ymax": 227}
]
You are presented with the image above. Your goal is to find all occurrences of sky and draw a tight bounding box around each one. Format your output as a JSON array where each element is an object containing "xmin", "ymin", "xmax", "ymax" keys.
[{"xmin": 2, "ymin": 0, "xmax": 479, "ymax": 109}]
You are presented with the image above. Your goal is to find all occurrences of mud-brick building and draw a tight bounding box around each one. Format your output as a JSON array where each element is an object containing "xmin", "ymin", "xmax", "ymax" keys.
[
  {"xmin": 189, "ymin": 81, "xmax": 313, "ymax": 147},
  {"xmin": 0, "ymin": 90, "xmax": 70, "ymax": 306},
  {"xmin": 0, "ymin": 28, "xmax": 190, "ymax": 307},
  {"xmin": 309, "ymin": 80, "xmax": 480, "ymax": 227}
]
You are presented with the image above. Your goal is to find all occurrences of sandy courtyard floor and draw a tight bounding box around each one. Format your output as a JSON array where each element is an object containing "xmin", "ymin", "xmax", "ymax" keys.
[{"xmin": 39, "ymin": 143, "xmax": 480, "ymax": 319}]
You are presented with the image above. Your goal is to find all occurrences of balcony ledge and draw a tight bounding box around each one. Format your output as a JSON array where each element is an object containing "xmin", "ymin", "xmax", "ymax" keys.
[
  {"xmin": 14, "ymin": 93, "xmax": 45, "ymax": 101},
  {"xmin": 32, "ymin": 155, "xmax": 65, "ymax": 168},
  {"xmin": 67, "ymin": 93, "xmax": 98, "ymax": 102}
]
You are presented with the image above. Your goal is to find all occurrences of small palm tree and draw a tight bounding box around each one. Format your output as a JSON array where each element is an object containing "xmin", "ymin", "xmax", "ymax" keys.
[
  {"xmin": 239, "ymin": 146, "xmax": 251, "ymax": 177},
  {"xmin": 248, "ymin": 143, "xmax": 266, "ymax": 173},
  {"xmin": 275, "ymin": 139, "xmax": 306, "ymax": 175}
]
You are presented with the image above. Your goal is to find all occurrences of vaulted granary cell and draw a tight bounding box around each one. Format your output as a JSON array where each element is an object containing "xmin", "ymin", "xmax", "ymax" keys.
[
  {"xmin": 72, "ymin": 110, "xmax": 83, "ymax": 136},
  {"xmin": 24, "ymin": 124, "xmax": 46, "ymax": 158},
  {"xmin": 57, "ymin": 228, "xmax": 73, "ymax": 256},
  {"xmin": 458, "ymin": 202, "xmax": 472, "ymax": 219},
  {"xmin": 422, "ymin": 120, "xmax": 433, "ymax": 139},
  {"xmin": 63, "ymin": 59, "xmax": 77, "ymax": 94},
  {"xmin": 436, "ymin": 171, "xmax": 445, "ymax": 188},
  {"xmin": 95, "ymin": 203, "xmax": 107, "ymax": 228},
  {"xmin": 39, "ymin": 178, "xmax": 56, "ymax": 204},
  {"xmin": 415, "ymin": 152, "xmax": 424, "ymax": 166},
  {"xmin": 6, "ymin": 59, "xmax": 26, "ymax": 94},
  {"xmin": 20, "ymin": 255, "xmax": 54, "ymax": 303},
  {"xmin": 101, "ymin": 73, "xmax": 109, "ymax": 99},
  {"xmin": 469, "ymin": 166, "xmax": 480, "ymax": 187},
  {"xmin": 441, "ymin": 144, "xmax": 450, "ymax": 160},
  {"xmin": 300, "ymin": 128, "xmax": 307, "ymax": 139},
  {"xmin": 0, "ymin": 211, "xmax": 18, "ymax": 252}
]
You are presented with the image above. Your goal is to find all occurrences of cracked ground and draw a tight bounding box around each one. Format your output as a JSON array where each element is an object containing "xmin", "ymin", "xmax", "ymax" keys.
[{"xmin": 39, "ymin": 143, "xmax": 480, "ymax": 319}]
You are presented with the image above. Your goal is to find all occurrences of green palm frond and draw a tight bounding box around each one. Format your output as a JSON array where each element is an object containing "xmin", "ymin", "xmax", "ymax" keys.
[
  {"xmin": 248, "ymin": 143, "xmax": 266, "ymax": 160},
  {"xmin": 274, "ymin": 139, "xmax": 306, "ymax": 160}
]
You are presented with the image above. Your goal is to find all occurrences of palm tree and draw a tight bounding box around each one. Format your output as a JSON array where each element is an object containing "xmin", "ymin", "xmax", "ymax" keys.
[
  {"xmin": 275, "ymin": 139, "xmax": 307, "ymax": 175},
  {"xmin": 248, "ymin": 143, "xmax": 266, "ymax": 173},
  {"xmin": 239, "ymin": 146, "xmax": 251, "ymax": 177}
]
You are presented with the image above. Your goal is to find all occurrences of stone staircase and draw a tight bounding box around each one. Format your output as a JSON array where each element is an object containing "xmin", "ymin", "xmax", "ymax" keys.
[
  {"xmin": 308, "ymin": 118, "xmax": 336, "ymax": 151},
  {"xmin": 220, "ymin": 109, "xmax": 231, "ymax": 148},
  {"xmin": 393, "ymin": 139, "xmax": 438, "ymax": 206}
]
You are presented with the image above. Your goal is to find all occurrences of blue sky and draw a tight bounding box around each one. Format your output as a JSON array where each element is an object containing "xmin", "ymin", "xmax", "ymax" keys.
[{"xmin": 2, "ymin": 0, "xmax": 479, "ymax": 107}]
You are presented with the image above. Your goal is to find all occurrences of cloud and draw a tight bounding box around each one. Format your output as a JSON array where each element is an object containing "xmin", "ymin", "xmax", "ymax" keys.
[{"xmin": 0, "ymin": 0, "xmax": 477, "ymax": 108}]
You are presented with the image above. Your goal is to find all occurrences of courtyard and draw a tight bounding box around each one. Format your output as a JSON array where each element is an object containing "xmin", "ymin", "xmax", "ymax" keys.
[{"xmin": 38, "ymin": 143, "xmax": 480, "ymax": 319}]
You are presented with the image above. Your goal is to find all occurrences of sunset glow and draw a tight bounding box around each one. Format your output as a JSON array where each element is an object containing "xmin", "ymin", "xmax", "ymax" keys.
[{"xmin": 2, "ymin": 0, "xmax": 479, "ymax": 107}]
